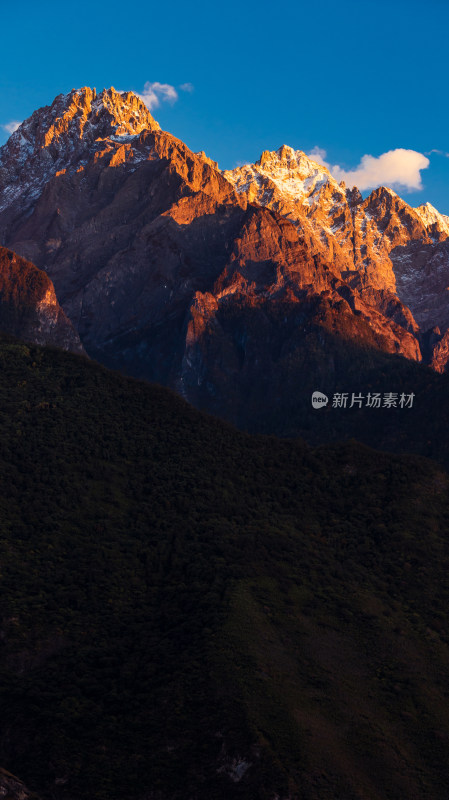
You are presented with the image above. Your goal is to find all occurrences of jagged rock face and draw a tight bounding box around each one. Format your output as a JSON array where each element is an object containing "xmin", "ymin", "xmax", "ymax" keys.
[
  {"xmin": 225, "ymin": 147, "xmax": 449, "ymax": 340},
  {"xmin": 0, "ymin": 87, "xmax": 160, "ymax": 235},
  {"xmin": 0, "ymin": 120, "xmax": 246, "ymax": 381},
  {"xmin": 224, "ymin": 146, "xmax": 352, "ymax": 277},
  {"xmin": 178, "ymin": 206, "xmax": 421, "ymax": 423},
  {"xmin": 0, "ymin": 87, "xmax": 446, "ymax": 416},
  {"xmin": 0, "ymin": 247, "xmax": 84, "ymax": 353}
]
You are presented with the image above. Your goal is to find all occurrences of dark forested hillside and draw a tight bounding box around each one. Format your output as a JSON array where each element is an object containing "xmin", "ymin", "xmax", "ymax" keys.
[{"xmin": 0, "ymin": 336, "xmax": 449, "ymax": 800}]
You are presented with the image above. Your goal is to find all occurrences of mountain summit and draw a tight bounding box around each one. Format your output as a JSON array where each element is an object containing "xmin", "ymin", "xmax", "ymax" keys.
[
  {"xmin": 224, "ymin": 144, "xmax": 341, "ymax": 206},
  {"xmin": 225, "ymin": 146, "xmax": 449, "ymax": 337},
  {"xmin": 0, "ymin": 87, "xmax": 159, "ymax": 220}
]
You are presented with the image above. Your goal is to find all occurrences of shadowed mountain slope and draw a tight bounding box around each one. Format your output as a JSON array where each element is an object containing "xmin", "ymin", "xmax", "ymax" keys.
[{"xmin": 0, "ymin": 247, "xmax": 83, "ymax": 352}]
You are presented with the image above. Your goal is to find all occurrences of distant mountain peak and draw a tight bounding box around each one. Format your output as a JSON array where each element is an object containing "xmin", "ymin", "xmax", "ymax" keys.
[
  {"xmin": 414, "ymin": 200, "xmax": 449, "ymax": 236},
  {"xmin": 224, "ymin": 144, "xmax": 340, "ymax": 210}
]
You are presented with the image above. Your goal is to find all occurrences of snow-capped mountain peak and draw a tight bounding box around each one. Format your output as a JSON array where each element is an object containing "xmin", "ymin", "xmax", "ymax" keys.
[
  {"xmin": 414, "ymin": 201, "xmax": 449, "ymax": 237},
  {"xmin": 0, "ymin": 87, "xmax": 160, "ymax": 217},
  {"xmin": 223, "ymin": 144, "xmax": 342, "ymax": 207},
  {"xmin": 3, "ymin": 86, "xmax": 159, "ymax": 157}
]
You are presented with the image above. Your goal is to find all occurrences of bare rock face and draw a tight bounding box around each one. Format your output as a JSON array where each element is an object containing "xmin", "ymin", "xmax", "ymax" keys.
[
  {"xmin": 0, "ymin": 247, "xmax": 84, "ymax": 353},
  {"xmin": 227, "ymin": 152, "xmax": 448, "ymax": 272},
  {"xmin": 0, "ymin": 87, "xmax": 448, "ymax": 420},
  {"xmin": 0, "ymin": 87, "xmax": 159, "ymax": 248},
  {"xmin": 177, "ymin": 205, "xmax": 421, "ymax": 422},
  {"xmin": 225, "ymin": 145, "xmax": 449, "ymax": 372},
  {"xmin": 0, "ymin": 88, "xmax": 247, "ymax": 375},
  {"xmin": 225, "ymin": 148, "xmax": 441, "ymax": 297}
]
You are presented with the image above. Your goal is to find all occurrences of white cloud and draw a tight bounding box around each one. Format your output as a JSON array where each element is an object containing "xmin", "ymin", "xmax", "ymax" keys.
[
  {"xmin": 307, "ymin": 146, "xmax": 329, "ymax": 165},
  {"xmin": 138, "ymin": 82, "xmax": 178, "ymax": 111},
  {"xmin": 306, "ymin": 146, "xmax": 429, "ymax": 192},
  {"xmin": 425, "ymin": 148, "xmax": 449, "ymax": 158},
  {"xmin": 122, "ymin": 82, "xmax": 194, "ymax": 112},
  {"xmin": 333, "ymin": 150, "xmax": 430, "ymax": 191},
  {"xmin": 2, "ymin": 120, "xmax": 21, "ymax": 135}
]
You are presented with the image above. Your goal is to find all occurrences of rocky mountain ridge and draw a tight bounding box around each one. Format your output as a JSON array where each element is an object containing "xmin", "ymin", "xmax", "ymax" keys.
[
  {"xmin": 1, "ymin": 87, "xmax": 449, "ymax": 431},
  {"xmin": 225, "ymin": 146, "xmax": 449, "ymax": 333}
]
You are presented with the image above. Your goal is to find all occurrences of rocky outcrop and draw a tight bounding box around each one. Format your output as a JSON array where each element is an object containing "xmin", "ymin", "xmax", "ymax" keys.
[{"xmin": 0, "ymin": 247, "xmax": 84, "ymax": 352}]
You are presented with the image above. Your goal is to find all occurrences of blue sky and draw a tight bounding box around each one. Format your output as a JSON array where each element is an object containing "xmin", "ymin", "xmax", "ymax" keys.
[{"xmin": 1, "ymin": 0, "xmax": 449, "ymax": 211}]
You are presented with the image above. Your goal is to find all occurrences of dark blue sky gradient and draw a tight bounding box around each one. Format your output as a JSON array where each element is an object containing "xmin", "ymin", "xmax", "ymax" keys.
[{"xmin": 1, "ymin": 0, "xmax": 448, "ymax": 210}]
